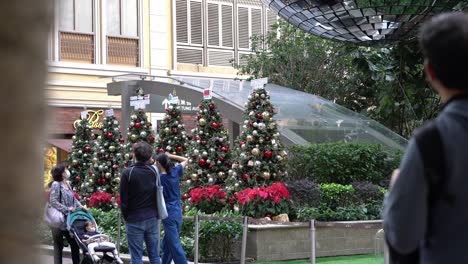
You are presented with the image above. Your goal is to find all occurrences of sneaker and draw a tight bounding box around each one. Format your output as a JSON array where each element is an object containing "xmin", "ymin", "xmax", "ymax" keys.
[
  {"xmin": 115, "ymin": 256, "xmax": 123, "ymax": 264},
  {"xmin": 92, "ymin": 254, "xmax": 100, "ymax": 262}
]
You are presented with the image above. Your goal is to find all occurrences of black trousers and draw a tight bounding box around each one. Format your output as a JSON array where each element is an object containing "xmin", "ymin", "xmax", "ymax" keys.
[{"xmin": 50, "ymin": 227, "xmax": 80, "ymax": 264}]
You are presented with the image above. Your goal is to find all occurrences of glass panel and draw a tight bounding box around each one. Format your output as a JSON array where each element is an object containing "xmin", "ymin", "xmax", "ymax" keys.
[
  {"xmin": 76, "ymin": 0, "xmax": 93, "ymax": 32},
  {"xmin": 107, "ymin": 0, "xmax": 121, "ymax": 35},
  {"xmin": 59, "ymin": 0, "xmax": 74, "ymax": 31},
  {"xmin": 123, "ymin": 0, "xmax": 138, "ymax": 36}
]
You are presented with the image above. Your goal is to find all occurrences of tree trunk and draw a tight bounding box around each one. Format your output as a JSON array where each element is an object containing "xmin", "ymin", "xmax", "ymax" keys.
[{"xmin": 0, "ymin": 1, "xmax": 52, "ymax": 263}]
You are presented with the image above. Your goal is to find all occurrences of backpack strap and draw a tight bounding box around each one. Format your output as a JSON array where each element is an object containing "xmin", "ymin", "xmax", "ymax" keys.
[{"xmin": 127, "ymin": 167, "xmax": 135, "ymax": 183}]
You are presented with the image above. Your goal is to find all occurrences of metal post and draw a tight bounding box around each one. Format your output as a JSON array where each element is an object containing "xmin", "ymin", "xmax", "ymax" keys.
[
  {"xmin": 310, "ymin": 220, "xmax": 316, "ymax": 264},
  {"xmin": 240, "ymin": 216, "xmax": 248, "ymax": 264},
  {"xmin": 117, "ymin": 212, "xmax": 122, "ymax": 255},
  {"xmin": 194, "ymin": 215, "xmax": 200, "ymax": 264}
]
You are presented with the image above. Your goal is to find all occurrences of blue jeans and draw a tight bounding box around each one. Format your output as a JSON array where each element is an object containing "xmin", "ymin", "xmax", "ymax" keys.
[
  {"xmin": 126, "ymin": 217, "xmax": 161, "ymax": 264},
  {"xmin": 162, "ymin": 204, "xmax": 187, "ymax": 264}
]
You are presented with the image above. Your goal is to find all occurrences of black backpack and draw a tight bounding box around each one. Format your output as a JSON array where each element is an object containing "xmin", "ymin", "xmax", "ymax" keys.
[{"xmin": 386, "ymin": 121, "xmax": 450, "ymax": 264}]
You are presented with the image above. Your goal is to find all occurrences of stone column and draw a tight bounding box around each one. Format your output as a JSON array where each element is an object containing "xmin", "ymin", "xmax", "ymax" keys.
[{"xmin": 0, "ymin": 1, "xmax": 52, "ymax": 263}]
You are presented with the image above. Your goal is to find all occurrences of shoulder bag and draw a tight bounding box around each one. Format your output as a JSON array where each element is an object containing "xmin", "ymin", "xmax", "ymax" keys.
[
  {"xmin": 43, "ymin": 183, "xmax": 65, "ymax": 229},
  {"xmin": 148, "ymin": 165, "xmax": 168, "ymax": 220}
]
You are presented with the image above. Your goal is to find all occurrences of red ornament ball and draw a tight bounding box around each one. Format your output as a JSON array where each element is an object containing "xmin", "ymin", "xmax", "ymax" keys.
[
  {"xmin": 74, "ymin": 176, "xmax": 80, "ymax": 182},
  {"xmin": 201, "ymin": 141, "xmax": 207, "ymax": 145},
  {"xmin": 134, "ymin": 123, "xmax": 142, "ymax": 129},
  {"xmin": 119, "ymin": 138, "xmax": 125, "ymax": 143},
  {"xmin": 221, "ymin": 146, "xmax": 228, "ymax": 152},
  {"xmin": 264, "ymin": 150, "xmax": 273, "ymax": 159},
  {"xmin": 195, "ymin": 135, "xmax": 201, "ymax": 140},
  {"xmin": 177, "ymin": 146, "xmax": 183, "ymax": 152},
  {"xmin": 172, "ymin": 111, "xmax": 176, "ymax": 115},
  {"xmin": 198, "ymin": 159, "xmax": 207, "ymax": 166},
  {"xmin": 249, "ymin": 122, "xmax": 254, "ymax": 127},
  {"xmin": 149, "ymin": 136, "xmax": 155, "ymax": 143},
  {"xmin": 173, "ymin": 128, "xmax": 178, "ymax": 134},
  {"xmin": 209, "ymin": 164, "xmax": 215, "ymax": 169},
  {"xmin": 197, "ymin": 114, "xmax": 202, "ymax": 119},
  {"xmin": 239, "ymin": 141, "xmax": 245, "ymax": 147},
  {"xmin": 256, "ymin": 113, "xmax": 263, "ymax": 119},
  {"xmin": 158, "ymin": 148, "xmax": 164, "ymax": 153},
  {"xmin": 84, "ymin": 146, "xmax": 91, "ymax": 152},
  {"xmin": 242, "ymin": 173, "xmax": 249, "ymax": 181},
  {"xmin": 219, "ymin": 156, "xmax": 225, "ymax": 162},
  {"xmin": 182, "ymin": 193, "xmax": 189, "ymax": 200},
  {"xmin": 265, "ymin": 136, "xmax": 270, "ymax": 141},
  {"xmin": 211, "ymin": 122, "xmax": 219, "ymax": 129},
  {"xmin": 102, "ymin": 179, "xmax": 106, "ymax": 184},
  {"xmin": 209, "ymin": 104, "xmax": 214, "ymax": 110}
]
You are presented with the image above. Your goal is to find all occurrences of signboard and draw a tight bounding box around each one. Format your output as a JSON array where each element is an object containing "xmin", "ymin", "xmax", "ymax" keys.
[
  {"xmin": 203, "ymin": 89, "xmax": 212, "ymax": 100},
  {"xmin": 105, "ymin": 109, "xmax": 114, "ymax": 117},
  {"xmin": 74, "ymin": 110, "xmax": 105, "ymax": 129},
  {"xmin": 251, "ymin": 77, "xmax": 268, "ymax": 89},
  {"xmin": 130, "ymin": 94, "xmax": 151, "ymax": 109}
]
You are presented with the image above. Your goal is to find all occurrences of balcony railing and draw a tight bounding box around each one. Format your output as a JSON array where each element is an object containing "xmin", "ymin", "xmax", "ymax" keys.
[
  {"xmin": 107, "ymin": 36, "xmax": 139, "ymax": 67},
  {"xmin": 59, "ymin": 31, "xmax": 94, "ymax": 63}
]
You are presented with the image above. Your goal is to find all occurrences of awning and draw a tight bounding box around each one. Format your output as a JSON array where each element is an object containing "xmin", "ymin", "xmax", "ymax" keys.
[{"xmin": 47, "ymin": 139, "xmax": 72, "ymax": 152}]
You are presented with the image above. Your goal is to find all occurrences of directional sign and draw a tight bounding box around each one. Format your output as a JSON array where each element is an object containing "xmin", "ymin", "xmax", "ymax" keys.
[
  {"xmin": 130, "ymin": 94, "xmax": 150, "ymax": 109},
  {"xmin": 203, "ymin": 89, "xmax": 212, "ymax": 100}
]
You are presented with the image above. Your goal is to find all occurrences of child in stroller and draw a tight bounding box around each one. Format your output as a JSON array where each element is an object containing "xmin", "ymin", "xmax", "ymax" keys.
[
  {"xmin": 80, "ymin": 221, "xmax": 123, "ymax": 264},
  {"xmin": 67, "ymin": 209, "xmax": 123, "ymax": 264}
]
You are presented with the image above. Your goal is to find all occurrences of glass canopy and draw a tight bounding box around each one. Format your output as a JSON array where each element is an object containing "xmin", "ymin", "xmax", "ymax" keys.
[{"xmin": 171, "ymin": 77, "xmax": 408, "ymax": 151}]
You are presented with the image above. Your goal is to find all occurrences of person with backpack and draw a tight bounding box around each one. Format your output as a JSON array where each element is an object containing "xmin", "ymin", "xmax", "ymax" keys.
[{"xmin": 383, "ymin": 12, "xmax": 468, "ymax": 263}]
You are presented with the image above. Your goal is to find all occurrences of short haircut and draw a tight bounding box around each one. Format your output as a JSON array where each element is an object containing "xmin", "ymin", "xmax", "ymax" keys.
[
  {"xmin": 132, "ymin": 142, "xmax": 153, "ymax": 162},
  {"xmin": 419, "ymin": 12, "xmax": 468, "ymax": 91},
  {"xmin": 84, "ymin": 221, "xmax": 94, "ymax": 231},
  {"xmin": 51, "ymin": 165, "xmax": 66, "ymax": 182}
]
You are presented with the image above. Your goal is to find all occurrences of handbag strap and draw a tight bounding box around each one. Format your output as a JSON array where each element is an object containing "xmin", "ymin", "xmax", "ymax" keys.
[{"xmin": 127, "ymin": 167, "xmax": 135, "ymax": 182}]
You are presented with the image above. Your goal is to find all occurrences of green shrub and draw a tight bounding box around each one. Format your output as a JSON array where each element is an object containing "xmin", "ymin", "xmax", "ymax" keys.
[
  {"xmin": 351, "ymin": 181, "xmax": 386, "ymax": 204},
  {"xmin": 287, "ymin": 142, "xmax": 399, "ymax": 185},
  {"xmin": 286, "ymin": 179, "xmax": 321, "ymax": 207},
  {"xmin": 320, "ymin": 183, "xmax": 356, "ymax": 209},
  {"xmin": 296, "ymin": 203, "xmax": 383, "ymax": 221}
]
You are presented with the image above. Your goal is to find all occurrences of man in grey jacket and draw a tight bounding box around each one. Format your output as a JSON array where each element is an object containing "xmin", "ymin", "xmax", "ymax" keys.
[{"xmin": 383, "ymin": 12, "xmax": 468, "ymax": 263}]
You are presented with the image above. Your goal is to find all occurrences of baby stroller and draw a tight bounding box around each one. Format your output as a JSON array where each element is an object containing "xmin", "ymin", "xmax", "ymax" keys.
[{"xmin": 67, "ymin": 209, "xmax": 121, "ymax": 264}]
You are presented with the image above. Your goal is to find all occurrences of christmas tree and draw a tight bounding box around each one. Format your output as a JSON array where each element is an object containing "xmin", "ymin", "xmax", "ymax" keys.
[
  {"xmin": 184, "ymin": 98, "xmax": 232, "ymax": 211},
  {"xmin": 154, "ymin": 94, "xmax": 188, "ymax": 155},
  {"xmin": 123, "ymin": 89, "xmax": 156, "ymax": 166},
  {"xmin": 92, "ymin": 110, "xmax": 125, "ymax": 199},
  {"xmin": 67, "ymin": 117, "xmax": 95, "ymax": 197},
  {"xmin": 228, "ymin": 87, "xmax": 288, "ymax": 192}
]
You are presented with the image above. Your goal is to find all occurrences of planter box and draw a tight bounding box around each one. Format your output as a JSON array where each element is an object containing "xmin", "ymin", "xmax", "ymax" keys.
[{"xmin": 246, "ymin": 220, "xmax": 383, "ymax": 262}]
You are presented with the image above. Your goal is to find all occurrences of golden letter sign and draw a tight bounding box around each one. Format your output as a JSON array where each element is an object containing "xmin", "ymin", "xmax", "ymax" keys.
[{"xmin": 73, "ymin": 110, "xmax": 104, "ymax": 129}]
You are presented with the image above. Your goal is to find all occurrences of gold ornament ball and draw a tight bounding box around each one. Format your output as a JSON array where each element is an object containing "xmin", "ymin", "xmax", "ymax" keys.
[
  {"xmin": 251, "ymin": 148, "xmax": 260, "ymax": 156},
  {"xmin": 247, "ymin": 135, "xmax": 253, "ymax": 142},
  {"xmin": 276, "ymin": 155, "xmax": 283, "ymax": 161},
  {"xmin": 72, "ymin": 160, "xmax": 78, "ymax": 165},
  {"xmin": 190, "ymin": 174, "xmax": 198, "ymax": 181},
  {"xmin": 105, "ymin": 172, "xmax": 112, "ymax": 179},
  {"xmin": 262, "ymin": 111, "xmax": 270, "ymax": 120},
  {"xmin": 199, "ymin": 118, "xmax": 207, "ymax": 126},
  {"xmin": 125, "ymin": 153, "xmax": 130, "ymax": 160},
  {"xmin": 114, "ymin": 177, "xmax": 120, "ymax": 183},
  {"xmin": 255, "ymin": 93, "xmax": 259, "ymax": 98},
  {"xmin": 109, "ymin": 146, "xmax": 116, "ymax": 152},
  {"xmin": 218, "ymin": 172, "xmax": 225, "ymax": 178},
  {"xmin": 259, "ymin": 138, "xmax": 264, "ymax": 144},
  {"xmin": 263, "ymin": 172, "xmax": 271, "ymax": 180},
  {"xmin": 164, "ymin": 127, "xmax": 170, "ymax": 133},
  {"xmin": 130, "ymin": 134, "xmax": 138, "ymax": 141}
]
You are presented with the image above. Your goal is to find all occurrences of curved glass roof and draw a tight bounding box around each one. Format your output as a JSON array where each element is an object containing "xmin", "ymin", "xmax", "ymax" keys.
[{"xmin": 172, "ymin": 76, "xmax": 408, "ymax": 151}]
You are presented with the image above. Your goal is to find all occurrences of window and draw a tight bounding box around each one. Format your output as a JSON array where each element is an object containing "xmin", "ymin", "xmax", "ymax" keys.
[
  {"xmin": 58, "ymin": 0, "xmax": 95, "ymax": 63},
  {"xmin": 174, "ymin": 0, "xmax": 275, "ymax": 68},
  {"xmin": 106, "ymin": 0, "xmax": 140, "ymax": 67}
]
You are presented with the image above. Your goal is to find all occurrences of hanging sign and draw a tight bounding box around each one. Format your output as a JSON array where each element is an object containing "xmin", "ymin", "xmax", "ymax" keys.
[
  {"xmin": 203, "ymin": 89, "xmax": 212, "ymax": 100},
  {"xmin": 105, "ymin": 109, "xmax": 114, "ymax": 117}
]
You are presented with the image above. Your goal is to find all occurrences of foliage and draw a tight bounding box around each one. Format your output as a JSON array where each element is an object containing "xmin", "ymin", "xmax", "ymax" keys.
[
  {"xmin": 229, "ymin": 88, "xmax": 288, "ymax": 191},
  {"xmin": 296, "ymin": 203, "xmax": 383, "ymax": 222},
  {"xmin": 348, "ymin": 41, "xmax": 441, "ymax": 138},
  {"xmin": 351, "ymin": 181, "xmax": 386, "ymax": 204},
  {"xmin": 320, "ymin": 183, "xmax": 356, "ymax": 210},
  {"xmin": 189, "ymin": 185, "xmax": 227, "ymax": 214},
  {"xmin": 92, "ymin": 114, "xmax": 124, "ymax": 197},
  {"xmin": 155, "ymin": 102, "xmax": 188, "ymax": 156},
  {"xmin": 67, "ymin": 118, "xmax": 95, "ymax": 199},
  {"xmin": 123, "ymin": 93, "xmax": 156, "ymax": 166},
  {"xmin": 235, "ymin": 182, "xmax": 290, "ymax": 218},
  {"xmin": 287, "ymin": 142, "xmax": 399, "ymax": 185},
  {"xmin": 286, "ymin": 179, "xmax": 321, "ymax": 208},
  {"xmin": 183, "ymin": 98, "xmax": 232, "ymax": 211},
  {"xmin": 181, "ymin": 209, "xmax": 243, "ymax": 262},
  {"xmin": 234, "ymin": 20, "xmax": 356, "ymax": 108}
]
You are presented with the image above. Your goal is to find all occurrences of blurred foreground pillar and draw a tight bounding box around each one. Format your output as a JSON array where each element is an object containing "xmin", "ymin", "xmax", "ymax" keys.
[{"xmin": 0, "ymin": 1, "xmax": 52, "ymax": 263}]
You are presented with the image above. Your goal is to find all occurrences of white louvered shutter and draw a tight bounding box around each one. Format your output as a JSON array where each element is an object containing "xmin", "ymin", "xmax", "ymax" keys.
[
  {"xmin": 238, "ymin": 7, "xmax": 249, "ymax": 49},
  {"xmin": 208, "ymin": 3, "xmax": 220, "ymax": 46},
  {"xmin": 190, "ymin": 1, "xmax": 203, "ymax": 45},
  {"xmin": 251, "ymin": 8, "xmax": 262, "ymax": 38},
  {"xmin": 176, "ymin": 0, "xmax": 188, "ymax": 43},
  {"xmin": 266, "ymin": 8, "xmax": 277, "ymax": 34},
  {"xmin": 221, "ymin": 5, "xmax": 233, "ymax": 47}
]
